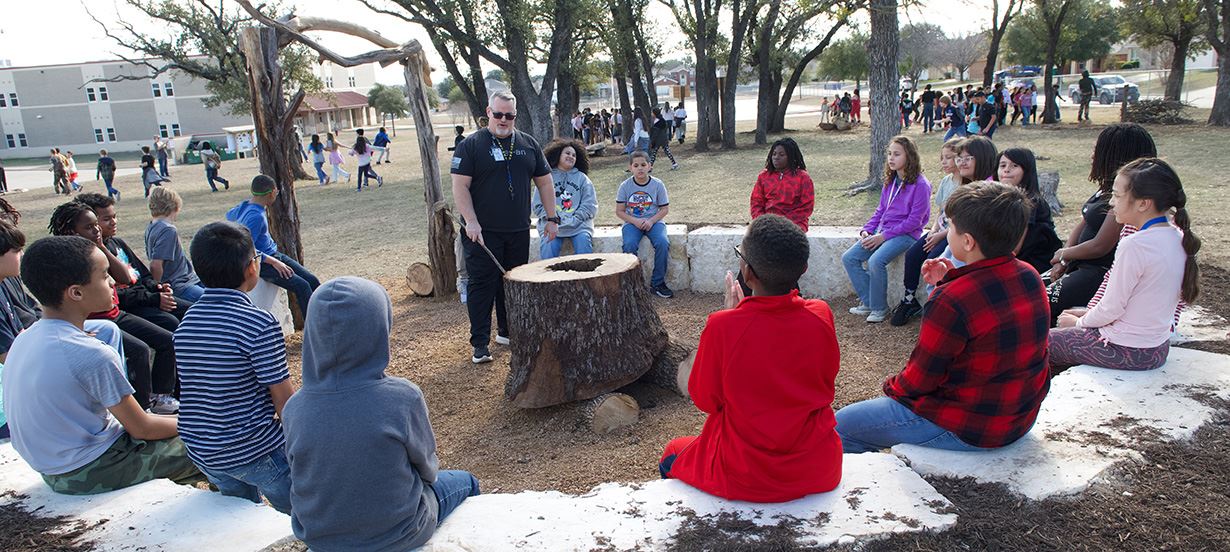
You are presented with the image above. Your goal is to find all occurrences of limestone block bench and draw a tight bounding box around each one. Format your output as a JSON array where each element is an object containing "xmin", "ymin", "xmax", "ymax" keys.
[
  {"xmin": 0, "ymin": 444, "xmax": 293, "ymax": 551},
  {"xmin": 891, "ymin": 346, "xmax": 1230, "ymax": 500},
  {"xmin": 247, "ymin": 278, "xmax": 296, "ymax": 336},
  {"xmin": 528, "ymin": 224, "xmax": 691, "ymax": 291},
  {"xmin": 422, "ymin": 453, "xmax": 955, "ymax": 550}
]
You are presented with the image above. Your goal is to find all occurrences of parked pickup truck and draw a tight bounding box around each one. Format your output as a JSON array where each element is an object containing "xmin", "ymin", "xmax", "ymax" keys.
[{"xmin": 1069, "ymin": 74, "xmax": 1140, "ymax": 105}]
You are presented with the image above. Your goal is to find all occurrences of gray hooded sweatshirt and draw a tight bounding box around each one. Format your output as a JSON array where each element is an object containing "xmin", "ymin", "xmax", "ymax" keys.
[
  {"xmin": 532, "ymin": 167, "xmax": 598, "ymax": 238},
  {"xmin": 283, "ymin": 277, "xmax": 440, "ymax": 551}
]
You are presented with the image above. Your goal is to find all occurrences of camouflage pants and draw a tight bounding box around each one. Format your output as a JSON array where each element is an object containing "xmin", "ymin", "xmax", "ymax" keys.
[{"xmin": 42, "ymin": 433, "xmax": 203, "ymax": 495}]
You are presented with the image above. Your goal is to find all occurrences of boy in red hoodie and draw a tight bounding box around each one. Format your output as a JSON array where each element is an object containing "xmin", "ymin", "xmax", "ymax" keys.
[{"xmin": 659, "ymin": 214, "xmax": 842, "ymax": 503}]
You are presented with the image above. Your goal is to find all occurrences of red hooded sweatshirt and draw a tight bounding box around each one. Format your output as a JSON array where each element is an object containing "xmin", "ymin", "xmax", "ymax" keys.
[{"xmin": 665, "ymin": 291, "xmax": 842, "ymax": 502}]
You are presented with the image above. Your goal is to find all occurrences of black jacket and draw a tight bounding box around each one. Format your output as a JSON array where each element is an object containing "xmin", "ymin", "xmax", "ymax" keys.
[{"xmin": 104, "ymin": 236, "xmax": 164, "ymax": 310}]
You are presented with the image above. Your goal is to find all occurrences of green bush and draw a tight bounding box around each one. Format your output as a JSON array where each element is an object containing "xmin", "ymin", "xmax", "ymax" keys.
[{"xmin": 1120, "ymin": 60, "xmax": 1141, "ymax": 70}]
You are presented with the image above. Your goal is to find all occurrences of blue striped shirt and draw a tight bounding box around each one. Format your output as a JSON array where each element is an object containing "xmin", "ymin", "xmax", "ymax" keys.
[{"xmin": 173, "ymin": 288, "xmax": 289, "ymax": 470}]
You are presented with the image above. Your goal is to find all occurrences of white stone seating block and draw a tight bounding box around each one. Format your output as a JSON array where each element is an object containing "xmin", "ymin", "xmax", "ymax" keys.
[
  {"xmin": 422, "ymin": 453, "xmax": 956, "ymax": 550},
  {"xmin": 687, "ymin": 226, "xmax": 906, "ymax": 302},
  {"xmin": 247, "ymin": 279, "xmax": 295, "ymax": 336},
  {"xmin": 528, "ymin": 224, "xmax": 690, "ymax": 291},
  {"xmin": 892, "ymin": 346, "xmax": 1230, "ymax": 500},
  {"xmin": 0, "ymin": 444, "xmax": 292, "ymax": 551}
]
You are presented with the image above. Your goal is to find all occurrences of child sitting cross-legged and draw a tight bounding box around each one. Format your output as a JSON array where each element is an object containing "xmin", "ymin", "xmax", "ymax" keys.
[
  {"xmin": 284, "ymin": 277, "xmax": 480, "ymax": 550},
  {"xmin": 174, "ymin": 221, "xmax": 297, "ymax": 513},
  {"xmin": 617, "ymin": 150, "xmax": 673, "ymax": 298},
  {"xmin": 4, "ymin": 235, "xmax": 200, "ymax": 494},
  {"xmin": 835, "ymin": 182, "xmax": 1051, "ymax": 453},
  {"xmin": 660, "ymin": 214, "xmax": 842, "ymax": 502}
]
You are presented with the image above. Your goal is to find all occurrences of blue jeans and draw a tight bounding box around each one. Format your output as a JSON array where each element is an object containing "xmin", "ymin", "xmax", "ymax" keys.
[
  {"xmin": 540, "ymin": 231, "xmax": 594, "ymax": 259},
  {"xmin": 943, "ymin": 125, "xmax": 968, "ymax": 141},
  {"xmin": 173, "ymin": 283, "xmax": 205, "ymax": 303},
  {"xmin": 313, "ymin": 161, "xmax": 327, "ymax": 184},
  {"xmin": 259, "ymin": 251, "xmax": 321, "ymax": 316},
  {"xmin": 1020, "ymin": 106, "xmax": 1032, "ymax": 125},
  {"xmin": 835, "ymin": 397, "xmax": 986, "ymax": 453},
  {"xmin": 102, "ymin": 176, "xmax": 119, "ymax": 199},
  {"xmin": 206, "ymin": 167, "xmax": 229, "ymax": 192},
  {"xmin": 921, "ymin": 102, "xmax": 934, "ymax": 131},
  {"xmin": 429, "ymin": 470, "xmax": 481, "ymax": 524},
  {"xmin": 158, "ymin": 155, "xmax": 168, "ymax": 177},
  {"xmin": 622, "ymin": 222, "xmax": 669, "ymax": 287},
  {"xmin": 842, "ymin": 234, "xmax": 915, "ymax": 312},
  {"xmin": 622, "ymin": 137, "xmax": 649, "ymax": 155},
  {"xmin": 198, "ymin": 447, "xmax": 293, "ymax": 514}
]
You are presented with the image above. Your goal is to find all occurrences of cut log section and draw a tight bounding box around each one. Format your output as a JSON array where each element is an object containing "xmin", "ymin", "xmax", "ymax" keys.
[
  {"xmin": 640, "ymin": 340, "xmax": 696, "ymax": 397},
  {"xmin": 405, "ymin": 262, "xmax": 435, "ymax": 297},
  {"xmin": 582, "ymin": 392, "xmax": 640, "ymax": 433},
  {"xmin": 504, "ymin": 253, "xmax": 670, "ymax": 408}
]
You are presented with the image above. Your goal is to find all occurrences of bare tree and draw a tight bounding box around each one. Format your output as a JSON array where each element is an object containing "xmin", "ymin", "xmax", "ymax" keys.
[
  {"xmin": 941, "ymin": 32, "xmax": 989, "ymax": 81},
  {"xmin": 1038, "ymin": 0, "xmax": 1076, "ymax": 124},
  {"xmin": 899, "ymin": 23, "xmax": 945, "ymax": 93},
  {"xmin": 856, "ymin": 0, "xmax": 902, "ymax": 192},
  {"xmin": 1205, "ymin": 0, "xmax": 1230, "ymax": 125},
  {"xmin": 659, "ymin": 0, "xmax": 723, "ymax": 151},
  {"xmin": 984, "ymin": 0, "xmax": 1026, "ymax": 86}
]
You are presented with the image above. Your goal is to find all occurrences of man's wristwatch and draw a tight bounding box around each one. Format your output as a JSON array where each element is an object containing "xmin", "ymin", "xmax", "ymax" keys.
[{"xmin": 544, "ymin": 216, "xmax": 561, "ymax": 224}]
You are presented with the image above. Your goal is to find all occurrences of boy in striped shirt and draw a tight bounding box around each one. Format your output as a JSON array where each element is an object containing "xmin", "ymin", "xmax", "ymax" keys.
[{"xmin": 174, "ymin": 221, "xmax": 297, "ymax": 513}]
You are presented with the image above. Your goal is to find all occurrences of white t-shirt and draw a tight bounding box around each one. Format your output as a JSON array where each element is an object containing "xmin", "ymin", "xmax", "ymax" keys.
[
  {"xmin": 3, "ymin": 319, "xmax": 131, "ymax": 475},
  {"xmin": 663, "ymin": 108, "xmax": 675, "ymax": 122},
  {"xmin": 674, "ymin": 107, "xmax": 687, "ymax": 120}
]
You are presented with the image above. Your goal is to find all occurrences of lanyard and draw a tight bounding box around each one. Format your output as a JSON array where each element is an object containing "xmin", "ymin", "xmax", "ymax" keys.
[
  {"xmin": 1140, "ymin": 216, "xmax": 1168, "ymax": 231},
  {"xmin": 497, "ymin": 132, "xmax": 516, "ymax": 199},
  {"xmin": 885, "ymin": 177, "xmax": 904, "ymax": 206}
]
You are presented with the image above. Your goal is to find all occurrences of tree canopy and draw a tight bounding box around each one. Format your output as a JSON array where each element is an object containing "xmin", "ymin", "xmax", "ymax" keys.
[
  {"xmin": 820, "ymin": 32, "xmax": 870, "ymax": 84},
  {"xmin": 1004, "ymin": 0, "xmax": 1121, "ymax": 67},
  {"xmin": 369, "ymin": 83, "xmax": 411, "ymax": 119}
]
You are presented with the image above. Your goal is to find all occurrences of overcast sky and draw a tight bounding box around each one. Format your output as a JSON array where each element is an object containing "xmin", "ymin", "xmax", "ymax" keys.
[{"xmin": 0, "ymin": 0, "xmax": 994, "ymax": 83}]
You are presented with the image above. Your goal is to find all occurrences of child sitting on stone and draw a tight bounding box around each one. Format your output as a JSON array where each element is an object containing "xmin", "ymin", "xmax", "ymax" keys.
[
  {"xmin": 617, "ymin": 150, "xmax": 673, "ymax": 298},
  {"xmin": 835, "ymin": 182, "xmax": 1051, "ymax": 453},
  {"xmin": 284, "ymin": 277, "xmax": 480, "ymax": 550},
  {"xmin": 659, "ymin": 214, "xmax": 842, "ymax": 502}
]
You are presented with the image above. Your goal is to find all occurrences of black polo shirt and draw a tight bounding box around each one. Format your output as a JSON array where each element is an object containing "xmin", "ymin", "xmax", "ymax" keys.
[{"xmin": 450, "ymin": 128, "xmax": 550, "ymax": 232}]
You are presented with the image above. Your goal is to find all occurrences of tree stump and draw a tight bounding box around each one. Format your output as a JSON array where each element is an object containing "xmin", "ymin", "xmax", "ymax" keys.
[
  {"xmin": 1039, "ymin": 171, "xmax": 1064, "ymax": 216},
  {"xmin": 582, "ymin": 393, "xmax": 639, "ymax": 433},
  {"xmin": 504, "ymin": 253, "xmax": 669, "ymax": 408},
  {"xmin": 640, "ymin": 340, "xmax": 696, "ymax": 397},
  {"xmin": 406, "ymin": 262, "xmax": 434, "ymax": 297}
]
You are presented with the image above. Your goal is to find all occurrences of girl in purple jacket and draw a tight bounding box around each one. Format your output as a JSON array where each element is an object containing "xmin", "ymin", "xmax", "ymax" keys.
[{"xmin": 842, "ymin": 135, "xmax": 931, "ymax": 323}]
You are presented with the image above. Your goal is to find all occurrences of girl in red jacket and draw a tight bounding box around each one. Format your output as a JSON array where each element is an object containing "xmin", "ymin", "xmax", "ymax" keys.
[
  {"xmin": 659, "ymin": 215, "xmax": 842, "ymax": 503},
  {"xmin": 750, "ymin": 138, "xmax": 814, "ymax": 231}
]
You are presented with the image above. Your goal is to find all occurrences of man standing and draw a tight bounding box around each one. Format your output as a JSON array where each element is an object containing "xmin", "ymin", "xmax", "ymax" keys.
[
  {"xmin": 451, "ymin": 91, "xmax": 559, "ymax": 364},
  {"xmin": 919, "ymin": 85, "xmax": 936, "ymax": 133},
  {"xmin": 154, "ymin": 136, "xmax": 170, "ymax": 178},
  {"xmin": 1077, "ymin": 70, "xmax": 1098, "ymax": 122}
]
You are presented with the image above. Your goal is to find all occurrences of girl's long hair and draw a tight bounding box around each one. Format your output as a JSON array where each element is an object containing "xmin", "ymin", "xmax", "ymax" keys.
[
  {"xmin": 957, "ymin": 136, "xmax": 998, "ymax": 184},
  {"xmin": 998, "ymin": 147, "xmax": 1040, "ymax": 200},
  {"xmin": 1118, "ymin": 157, "xmax": 1201, "ymax": 303},
  {"xmin": 353, "ymin": 136, "xmax": 368, "ymax": 154},
  {"xmin": 883, "ymin": 135, "xmax": 922, "ymax": 186},
  {"xmin": 1090, "ymin": 123, "xmax": 1156, "ymax": 193},
  {"xmin": 543, "ymin": 139, "xmax": 590, "ymax": 174},
  {"xmin": 764, "ymin": 138, "xmax": 806, "ymax": 172}
]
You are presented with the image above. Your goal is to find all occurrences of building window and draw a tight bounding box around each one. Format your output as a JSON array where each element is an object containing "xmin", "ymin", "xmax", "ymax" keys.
[
  {"xmin": 99, "ymin": 86, "xmax": 109, "ymax": 101},
  {"xmin": 106, "ymin": 128, "xmax": 117, "ymax": 141},
  {"xmin": 87, "ymin": 88, "xmax": 97, "ymax": 102},
  {"xmin": 325, "ymin": 76, "xmax": 334, "ymax": 88},
  {"xmin": 152, "ymin": 83, "xmax": 162, "ymax": 98},
  {"xmin": 158, "ymin": 124, "xmax": 168, "ymax": 138},
  {"xmin": 163, "ymin": 82, "xmax": 174, "ymax": 96},
  {"xmin": 0, "ymin": 95, "xmax": 6, "ymax": 108},
  {"xmin": 17, "ymin": 134, "xmax": 27, "ymax": 147},
  {"xmin": 348, "ymin": 76, "xmax": 356, "ymax": 87},
  {"xmin": 171, "ymin": 123, "xmax": 181, "ymax": 137},
  {"xmin": 4, "ymin": 135, "xmax": 12, "ymax": 148},
  {"xmin": 7, "ymin": 93, "xmax": 16, "ymax": 107},
  {"xmin": 95, "ymin": 129, "xmax": 105, "ymax": 143}
]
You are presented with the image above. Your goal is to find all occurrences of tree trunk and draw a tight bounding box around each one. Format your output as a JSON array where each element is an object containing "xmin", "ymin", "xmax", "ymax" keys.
[
  {"xmin": 402, "ymin": 60, "xmax": 459, "ymax": 296},
  {"xmin": 1212, "ymin": 51, "xmax": 1230, "ymax": 126},
  {"xmin": 865, "ymin": 0, "xmax": 901, "ymax": 189},
  {"xmin": 1165, "ymin": 37, "xmax": 1191, "ymax": 102},
  {"xmin": 1038, "ymin": 171, "xmax": 1064, "ymax": 216},
  {"xmin": 240, "ymin": 26, "xmax": 308, "ymax": 329},
  {"xmin": 406, "ymin": 262, "xmax": 434, "ymax": 296},
  {"xmin": 1042, "ymin": 35, "xmax": 1061, "ymax": 124},
  {"xmin": 615, "ymin": 73, "xmax": 634, "ymax": 143},
  {"xmin": 504, "ymin": 254, "xmax": 670, "ymax": 408},
  {"xmin": 691, "ymin": 45, "xmax": 714, "ymax": 152},
  {"xmin": 722, "ymin": 0, "xmax": 758, "ymax": 150},
  {"xmin": 582, "ymin": 393, "xmax": 640, "ymax": 433},
  {"xmin": 639, "ymin": 339, "xmax": 696, "ymax": 397},
  {"xmin": 633, "ymin": 23, "xmax": 659, "ymax": 108},
  {"xmin": 771, "ymin": 20, "xmax": 845, "ymax": 133},
  {"xmin": 983, "ymin": 31, "xmax": 1005, "ymax": 87},
  {"xmin": 755, "ymin": 69, "xmax": 781, "ymax": 144}
]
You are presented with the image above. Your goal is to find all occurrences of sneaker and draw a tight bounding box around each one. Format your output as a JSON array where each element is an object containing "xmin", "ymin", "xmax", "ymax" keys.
[
  {"xmin": 849, "ymin": 304, "xmax": 873, "ymax": 315},
  {"xmin": 652, "ymin": 284, "xmax": 674, "ymax": 299},
  {"xmin": 671, "ymin": 163, "xmax": 679, "ymax": 171},
  {"xmin": 149, "ymin": 394, "xmax": 180, "ymax": 414},
  {"xmin": 377, "ymin": 175, "xmax": 384, "ymax": 187},
  {"xmin": 472, "ymin": 346, "xmax": 493, "ymax": 364},
  {"xmin": 866, "ymin": 310, "xmax": 889, "ymax": 323},
  {"xmin": 458, "ymin": 278, "xmax": 468, "ymax": 304},
  {"xmin": 494, "ymin": 334, "xmax": 510, "ymax": 346},
  {"xmin": 890, "ymin": 296, "xmax": 923, "ymax": 326}
]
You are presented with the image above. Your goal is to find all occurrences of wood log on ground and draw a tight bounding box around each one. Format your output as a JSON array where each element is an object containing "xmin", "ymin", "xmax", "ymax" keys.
[
  {"xmin": 640, "ymin": 340, "xmax": 696, "ymax": 397},
  {"xmin": 504, "ymin": 253, "xmax": 670, "ymax": 408},
  {"xmin": 406, "ymin": 262, "xmax": 434, "ymax": 297},
  {"xmin": 582, "ymin": 392, "xmax": 640, "ymax": 433},
  {"xmin": 1039, "ymin": 171, "xmax": 1064, "ymax": 217},
  {"xmin": 585, "ymin": 142, "xmax": 607, "ymax": 157}
]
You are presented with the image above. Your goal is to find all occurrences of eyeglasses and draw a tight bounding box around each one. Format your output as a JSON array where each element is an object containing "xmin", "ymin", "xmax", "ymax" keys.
[
  {"xmin": 733, "ymin": 245, "xmax": 755, "ymax": 275},
  {"xmin": 491, "ymin": 111, "xmax": 517, "ymax": 121},
  {"xmin": 956, "ymin": 155, "xmax": 975, "ymax": 163},
  {"xmin": 251, "ymin": 253, "xmax": 262, "ymax": 265}
]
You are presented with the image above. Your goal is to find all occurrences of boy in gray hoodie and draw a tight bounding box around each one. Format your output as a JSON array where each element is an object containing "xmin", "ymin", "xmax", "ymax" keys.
[
  {"xmin": 283, "ymin": 277, "xmax": 480, "ymax": 551},
  {"xmin": 532, "ymin": 139, "xmax": 598, "ymax": 259}
]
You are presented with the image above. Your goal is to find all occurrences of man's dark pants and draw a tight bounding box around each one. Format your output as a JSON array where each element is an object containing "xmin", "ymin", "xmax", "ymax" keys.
[
  {"xmin": 259, "ymin": 252, "xmax": 321, "ymax": 316},
  {"xmin": 462, "ymin": 230, "xmax": 529, "ymax": 348}
]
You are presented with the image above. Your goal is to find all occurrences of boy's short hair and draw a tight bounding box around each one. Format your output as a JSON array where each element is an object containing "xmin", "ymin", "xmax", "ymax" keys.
[
  {"xmin": 74, "ymin": 192, "xmax": 114, "ymax": 212},
  {"xmin": 251, "ymin": 174, "xmax": 276, "ymax": 196},
  {"xmin": 20, "ymin": 236, "xmax": 96, "ymax": 308},
  {"xmin": 0, "ymin": 219, "xmax": 26, "ymax": 255},
  {"xmin": 742, "ymin": 214, "xmax": 809, "ymax": 294},
  {"xmin": 629, "ymin": 151, "xmax": 651, "ymax": 164},
  {"xmin": 945, "ymin": 182, "xmax": 1032, "ymax": 259},
  {"xmin": 149, "ymin": 186, "xmax": 183, "ymax": 217},
  {"xmin": 191, "ymin": 221, "xmax": 256, "ymax": 289}
]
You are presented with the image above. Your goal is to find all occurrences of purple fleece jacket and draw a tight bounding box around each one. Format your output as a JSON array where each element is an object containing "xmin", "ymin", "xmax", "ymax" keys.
[{"xmin": 862, "ymin": 175, "xmax": 932, "ymax": 240}]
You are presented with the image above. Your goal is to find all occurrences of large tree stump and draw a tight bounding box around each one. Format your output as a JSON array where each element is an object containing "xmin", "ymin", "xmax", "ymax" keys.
[
  {"xmin": 504, "ymin": 253, "xmax": 669, "ymax": 408},
  {"xmin": 640, "ymin": 340, "xmax": 696, "ymax": 397},
  {"xmin": 406, "ymin": 262, "xmax": 434, "ymax": 297}
]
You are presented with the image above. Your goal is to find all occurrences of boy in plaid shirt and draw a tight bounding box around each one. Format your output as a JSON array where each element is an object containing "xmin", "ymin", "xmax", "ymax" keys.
[{"xmin": 835, "ymin": 182, "xmax": 1050, "ymax": 452}]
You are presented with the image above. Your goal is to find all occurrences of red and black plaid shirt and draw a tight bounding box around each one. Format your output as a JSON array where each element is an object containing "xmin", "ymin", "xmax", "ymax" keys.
[{"xmin": 884, "ymin": 256, "xmax": 1051, "ymax": 448}]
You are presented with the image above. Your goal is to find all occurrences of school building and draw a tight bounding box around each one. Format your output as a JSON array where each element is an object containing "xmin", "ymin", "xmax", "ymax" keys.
[{"xmin": 0, "ymin": 58, "xmax": 378, "ymax": 160}]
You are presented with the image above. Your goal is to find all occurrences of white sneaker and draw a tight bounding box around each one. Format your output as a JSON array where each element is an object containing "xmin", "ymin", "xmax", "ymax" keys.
[
  {"xmin": 149, "ymin": 394, "xmax": 180, "ymax": 414},
  {"xmin": 458, "ymin": 278, "xmax": 468, "ymax": 304},
  {"xmin": 849, "ymin": 304, "xmax": 873, "ymax": 315},
  {"xmin": 866, "ymin": 310, "xmax": 889, "ymax": 323},
  {"xmin": 494, "ymin": 334, "xmax": 510, "ymax": 346}
]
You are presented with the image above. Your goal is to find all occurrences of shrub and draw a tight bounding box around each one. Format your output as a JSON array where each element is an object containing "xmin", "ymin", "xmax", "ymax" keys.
[
  {"xmin": 1120, "ymin": 60, "xmax": 1141, "ymax": 70},
  {"xmin": 1123, "ymin": 99, "xmax": 1193, "ymax": 125}
]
